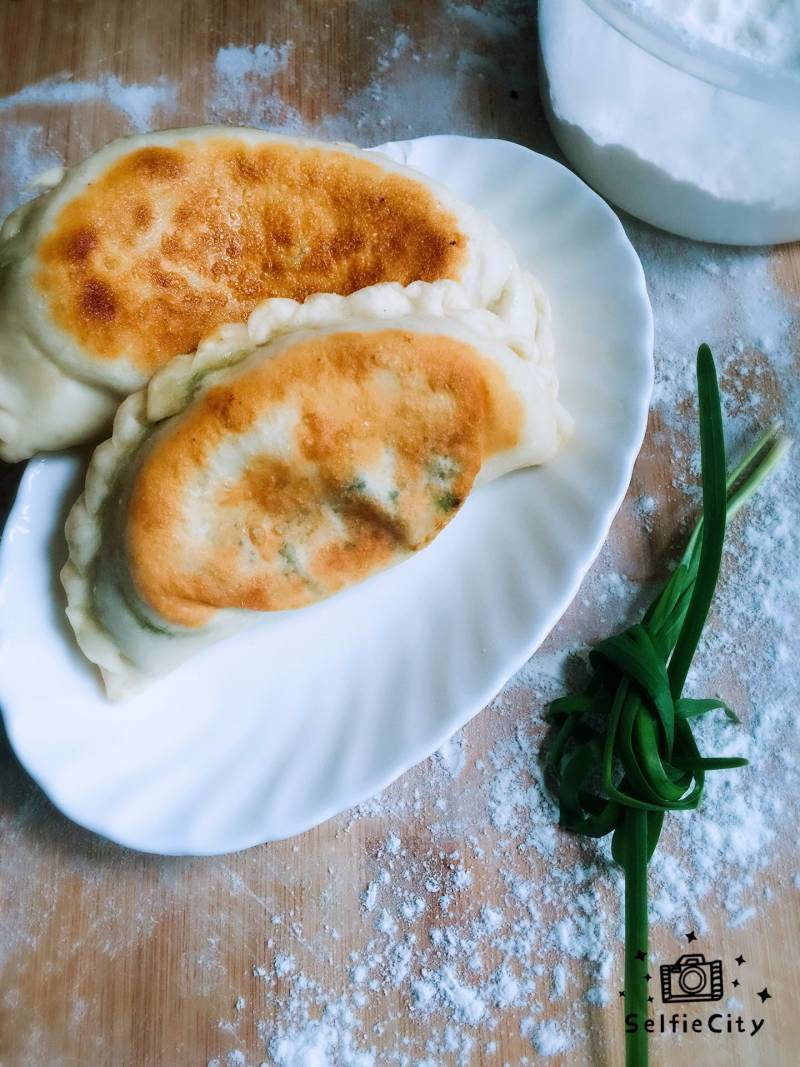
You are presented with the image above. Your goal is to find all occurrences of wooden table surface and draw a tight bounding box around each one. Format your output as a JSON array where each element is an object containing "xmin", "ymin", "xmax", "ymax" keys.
[{"xmin": 1, "ymin": 2, "xmax": 798, "ymax": 1065}]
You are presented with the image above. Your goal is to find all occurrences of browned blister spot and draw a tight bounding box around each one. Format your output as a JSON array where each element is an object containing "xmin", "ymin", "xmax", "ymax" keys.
[
  {"xmin": 62, "ymin": 227, "xmax": 97, "ymax": 263},
  {"xmin": 128, "ymin": 146, "xmax": 188, "ymax": 181},
  {"xmin": 81, "ymin": 279, "xmax": 116, "ymax": 322},
  {"xmin": 125, "ymin": 330, "xmax": 523, "ymax": 628},
  {"xmin": 132, "ymin": 203, "xmax": 153, "ymax": 230},
  {"xmin": 36, "ymin": 138, "xmax": 468, "ymax": 371}
]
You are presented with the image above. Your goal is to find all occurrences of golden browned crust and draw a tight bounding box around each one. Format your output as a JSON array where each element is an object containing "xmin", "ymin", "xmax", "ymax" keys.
[
  {"xmin": 125, "ymin": 329, "xmax": 523, "ymax": 626},
  {"xmin": 36, "ymin": 140, "xmax": 468, "ymax": 371}
]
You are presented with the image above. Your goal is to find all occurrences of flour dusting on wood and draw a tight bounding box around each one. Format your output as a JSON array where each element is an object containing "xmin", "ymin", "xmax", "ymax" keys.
[{"xmin": 0, "ymin": 1, "xmax": 798, "ymax": 1064}]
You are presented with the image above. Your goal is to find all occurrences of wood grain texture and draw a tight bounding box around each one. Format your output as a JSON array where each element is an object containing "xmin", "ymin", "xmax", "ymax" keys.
[{"xmin": 0, "ymin": 2, "xmax": 798, "ymax": 1066}]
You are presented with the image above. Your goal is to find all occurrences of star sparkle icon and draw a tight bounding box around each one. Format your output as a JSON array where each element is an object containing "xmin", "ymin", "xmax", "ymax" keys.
[
  {"xmin": 685, "ymin": 930, "xmax": 697, "ymax": 943},
  {"xmin": 735, "ymin": 954, "xmax": 746, "ymax": 966},
  {"xmin": 757, "ymin": 988, "xmax": 772, "ymax": 1003},
  {"xmin": 644, "ymin": 973, "xmax": 652, "ymax": 982},
  {"xmin": 733, "ymin": 979, "xmax": 740, "ymax": 988},
  {"xmin": 635, "ymin": 949, "xmax": 647, "ymax": 962},
  {"xmin": 619, "ymin": 990, "xmax": 625, "ymax": 998}
]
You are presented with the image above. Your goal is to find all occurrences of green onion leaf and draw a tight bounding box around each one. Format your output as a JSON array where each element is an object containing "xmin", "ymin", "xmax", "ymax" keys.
[{"xmin": 543, "ymin": 346, "xmax": 790, "ymax": 1067}]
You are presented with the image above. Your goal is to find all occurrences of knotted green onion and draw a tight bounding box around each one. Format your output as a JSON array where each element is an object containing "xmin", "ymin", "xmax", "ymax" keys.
[{"xmin": 545, "ymin": 345, "xmax": 790, "ymax": 1067}]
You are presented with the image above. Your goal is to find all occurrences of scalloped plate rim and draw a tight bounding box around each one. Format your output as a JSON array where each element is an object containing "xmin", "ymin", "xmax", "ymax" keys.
[{"xmin": 0, "ymin": 134, "xmax": 654, "ymax": 855}]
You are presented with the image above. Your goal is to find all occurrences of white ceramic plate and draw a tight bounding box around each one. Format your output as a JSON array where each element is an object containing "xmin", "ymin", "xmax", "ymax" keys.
[{"xmin": 0, "ymin": 136, "xmax": 653, "ymax": 855}]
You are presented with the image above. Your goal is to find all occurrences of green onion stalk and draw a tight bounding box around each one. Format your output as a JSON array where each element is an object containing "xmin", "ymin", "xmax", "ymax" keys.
[{"xmin": 545, "ymin": 345, "xmax": 790, "ymax": 1067}]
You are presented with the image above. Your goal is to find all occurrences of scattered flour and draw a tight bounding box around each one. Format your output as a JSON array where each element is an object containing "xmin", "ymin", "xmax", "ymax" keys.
[
  {"xmin": 527, "ymin": 1018, "xmax": 571, "ymax": 1056},
  {"xmin": 274, "ymin": 953, "xmax": 296, "ymax": 978},
  {"xmin": 209, "ymin": 43, "xmax": 302, "ymax": 130},
  {"xmin": 631, "ymin": 0, "xmax": 800, "ymax": 68},
  {"xmin": 0, "ymin": 73, "xmax": 176, "ymax": 131},
  {"xmin": 215, "ymin": 42, "xmax": 293, "ymax": 84},
  {"xmin": 435, "ymin": 736, "xmax": 466, "ymax": 779},
  {"xmin": 0, "ymin": 122, "xmax": 62, "ymax": 218}
]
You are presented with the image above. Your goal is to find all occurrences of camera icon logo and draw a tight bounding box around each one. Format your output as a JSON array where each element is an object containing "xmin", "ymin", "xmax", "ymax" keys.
[{"xmin": 660, "ymin": 954, "xmax": 724, "ymax": 1003}]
